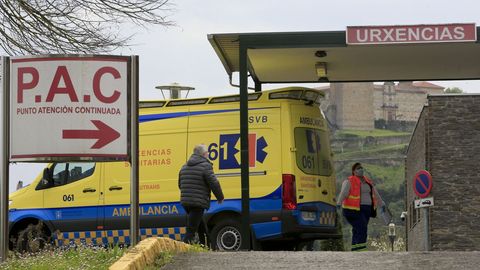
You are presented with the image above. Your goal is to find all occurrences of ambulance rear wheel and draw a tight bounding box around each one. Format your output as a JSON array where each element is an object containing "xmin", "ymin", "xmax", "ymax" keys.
[
  {"xmin": 15, "ymin": 222, "xmax": 50, "ymax": 253},
  {"xmin": 211, "ymin": 219, "xmax": 243, "ymax": 251}
]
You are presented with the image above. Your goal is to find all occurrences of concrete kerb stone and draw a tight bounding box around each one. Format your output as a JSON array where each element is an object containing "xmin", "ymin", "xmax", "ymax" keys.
[{"xmin": 109, "ymin": 237, "xmax": 191, "ymax": 270}]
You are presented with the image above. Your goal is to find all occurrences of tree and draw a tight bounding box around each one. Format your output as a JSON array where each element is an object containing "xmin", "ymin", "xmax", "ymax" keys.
[
  {"xmin": 0, "ymin": 0, "xmax": 174, "ymax": 55},
  {"xmin": 444, "ymin": 87, "xmax": 463, "ymax": 94}
]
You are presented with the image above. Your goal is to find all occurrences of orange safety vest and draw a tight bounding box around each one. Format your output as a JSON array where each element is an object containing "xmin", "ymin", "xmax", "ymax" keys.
[{"xmin": 342, "ymin": 175, "xmax": 377, "ymax": 211}]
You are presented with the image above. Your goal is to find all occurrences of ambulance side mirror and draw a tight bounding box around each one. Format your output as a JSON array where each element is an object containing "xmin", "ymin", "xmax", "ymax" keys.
[
  {"xmin": 16, "ymin": 180, "xmax": 23, "ymax": 190},
  {"xmin": 42, "ymin": 168, "xmax": 52, "ymax": 183},
  {"xmin": 36, "ymin": 168, "xmax": 52, "ymax": 190}
]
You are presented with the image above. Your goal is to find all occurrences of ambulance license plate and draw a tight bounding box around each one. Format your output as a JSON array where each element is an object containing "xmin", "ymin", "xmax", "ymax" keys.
[{"xmin": 301, "ymin": 211, "xmax": 316, "ymax": 221}]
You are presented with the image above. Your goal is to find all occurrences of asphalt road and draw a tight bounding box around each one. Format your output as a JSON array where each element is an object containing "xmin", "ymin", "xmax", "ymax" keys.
[{"xmin": 162, "ymin": 251, "xmax": 480, "ymax": 270}]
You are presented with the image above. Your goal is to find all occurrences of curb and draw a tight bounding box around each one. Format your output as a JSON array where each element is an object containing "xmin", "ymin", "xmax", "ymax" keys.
[{"xmin": 109, "ymin": 237, "xmax": 191, "ymax": 270}]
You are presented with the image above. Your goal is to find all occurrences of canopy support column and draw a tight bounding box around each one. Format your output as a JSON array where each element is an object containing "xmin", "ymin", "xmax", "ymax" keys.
[{"xmin": 239, "ymin": 40, "xmax": 251, "ymax": 250}]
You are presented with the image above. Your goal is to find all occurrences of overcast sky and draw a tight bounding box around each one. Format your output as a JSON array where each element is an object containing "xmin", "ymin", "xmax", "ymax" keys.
[{"xmin": 8, "ymin": 0, "xmax": 480, "ymax": 192}]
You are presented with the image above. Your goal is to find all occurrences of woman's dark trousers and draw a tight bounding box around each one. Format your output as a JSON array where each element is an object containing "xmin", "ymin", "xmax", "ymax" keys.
[{"xmin": 343, "ymin": 205, "xmax": 372, "ymax": 251}]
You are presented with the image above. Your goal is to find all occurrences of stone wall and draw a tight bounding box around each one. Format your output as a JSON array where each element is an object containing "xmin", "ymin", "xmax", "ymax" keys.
[
  {"xmin": 332, "ymin": 83, "xmax": 374, "ymax": 130},
  {"xmin": 428, "ymin": 95, "xmax": 480, "ymax": 251},
  {"xmin": 373, "ymin": 89, "xmax": 384, "ymax": 120},
  {"xmin": 406, "ymin": 95, "xmax": 480, "ymax": 251},
  {"xmin": 396, "ymin": 90, "xmax": 428, "ymax": 121},
  {"xmin": 405, "ymin": 107, "xmax": 427, "ymax": 251},
  {"xmin": 330, "ymin": 83, "xmax": 374, "ymax": 130}
]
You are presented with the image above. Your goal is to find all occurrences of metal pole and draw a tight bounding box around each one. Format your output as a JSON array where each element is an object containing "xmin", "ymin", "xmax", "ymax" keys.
[
  {"xmin": 0, "ymin": 56, "xmax": 10, "ymax": 262},
  {"xmin": 424, "ymin": 207, "xmax": 430, "ymax": 251},
  {"xmin": 129, "ymin": 56, "xmax": 139, "ymax": 246},
  {"xmin": 239, "ymin": 41, "xmax": 251, "ymax": 250}
]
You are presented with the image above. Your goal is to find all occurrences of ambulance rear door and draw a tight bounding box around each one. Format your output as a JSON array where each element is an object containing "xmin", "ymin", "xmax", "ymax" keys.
[{"xmin": 290, "ymin": 103, "xmax": 335, "ymax": 208}]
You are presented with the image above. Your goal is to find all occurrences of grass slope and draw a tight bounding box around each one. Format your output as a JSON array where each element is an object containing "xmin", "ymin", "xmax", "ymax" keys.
[
  {"xmin": 1, "ymin": 246, "xmax": 125, "ymax": 270},
  {"xmin": 336, "ymin": 129, "xmax": 410, "ymax": 138}
]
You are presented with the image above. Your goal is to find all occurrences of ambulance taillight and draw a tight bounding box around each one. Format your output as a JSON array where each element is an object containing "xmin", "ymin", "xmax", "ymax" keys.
[{"xmin": 282, "ymin": 174, "xmax": 297, "ymax": 210}]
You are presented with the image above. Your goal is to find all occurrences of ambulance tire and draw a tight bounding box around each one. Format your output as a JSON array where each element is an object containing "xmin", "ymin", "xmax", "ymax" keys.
[
  {"xmin": 15, "ymin": 222, "xmax": 50, "ymax": 253},
  {"xmin": 211, "ymin": 219, "xmax": 244, "ymax": 251}
]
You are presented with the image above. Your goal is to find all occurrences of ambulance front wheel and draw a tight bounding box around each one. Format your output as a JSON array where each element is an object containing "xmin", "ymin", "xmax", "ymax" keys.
[
  {"xmin": 211, "ymin": 219, "xmax": 244, "ymax": 251},
  {"xmin": 15, "ymin": 221, "xmax": 50, "ymax": 253}
]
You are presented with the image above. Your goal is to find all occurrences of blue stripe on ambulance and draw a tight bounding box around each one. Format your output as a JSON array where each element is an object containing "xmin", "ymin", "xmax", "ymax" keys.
[
  {"xmin": 139, "ymin": 107, "xmax": 278, "ymax": 123},
  {"xmin": 9, "ymin": 205, "xmax": 99, "ymax": 223}
]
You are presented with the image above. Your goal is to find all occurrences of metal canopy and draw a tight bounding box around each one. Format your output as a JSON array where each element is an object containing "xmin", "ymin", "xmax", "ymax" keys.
[
  {"xmin": 208, "ymin": 30, "xmax": 480, "ymax": 83},
  {"xmin": 207, "ymin": 29, "xmax": 480, "ymax": 251}
]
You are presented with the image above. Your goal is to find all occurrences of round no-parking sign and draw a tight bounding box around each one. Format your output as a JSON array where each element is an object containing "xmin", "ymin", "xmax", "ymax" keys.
[{"xmin": 413, "ymin": 170, "xmax": 433, "ymax": 198}]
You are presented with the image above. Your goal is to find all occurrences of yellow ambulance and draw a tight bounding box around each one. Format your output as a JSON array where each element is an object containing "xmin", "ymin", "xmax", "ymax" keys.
[{"xmin": 8, "ymin": 87, "xmax": 339, "ymax": 251}]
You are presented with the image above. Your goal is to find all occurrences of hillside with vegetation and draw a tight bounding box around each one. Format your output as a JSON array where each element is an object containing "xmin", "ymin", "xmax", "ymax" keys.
[{"xmin": 331, "ymin": 128, "xmax": 410, "ymax": 250}]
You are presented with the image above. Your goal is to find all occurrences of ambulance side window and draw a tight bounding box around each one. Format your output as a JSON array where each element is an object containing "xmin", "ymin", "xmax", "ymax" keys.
[
  {"xmin": 43, "ymin": 162, "xmax": 96, "ymax": 189},
  {"xmin": 67, "ymin": 162, "xmax": 95, "ymax": 184},
  {"xmin": 52, "ymin": 163, "xmax": 68, "ymax": 187}
]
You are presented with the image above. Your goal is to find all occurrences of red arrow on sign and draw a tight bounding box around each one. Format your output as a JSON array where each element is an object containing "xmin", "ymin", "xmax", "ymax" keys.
[{"xmin": 62, "ymin": 120, "xmax": 120, "ymax": 149}]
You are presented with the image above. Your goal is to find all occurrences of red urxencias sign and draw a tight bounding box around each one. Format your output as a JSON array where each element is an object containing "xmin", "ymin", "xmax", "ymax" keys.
[{"xmin": 347, "ymin": 23, "xmax": 476, "ymax": 45}]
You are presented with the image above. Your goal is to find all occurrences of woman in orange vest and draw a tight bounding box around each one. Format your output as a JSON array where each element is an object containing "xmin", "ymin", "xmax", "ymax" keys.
[{"xmin": 337, "ymin": 162, "xmax": 386, "ymax": 251}]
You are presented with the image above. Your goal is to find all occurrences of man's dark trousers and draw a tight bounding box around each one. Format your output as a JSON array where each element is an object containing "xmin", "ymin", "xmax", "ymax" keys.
[{"xmin": 182, "ymin": 206, "xmax": 204, "ymax": 244}]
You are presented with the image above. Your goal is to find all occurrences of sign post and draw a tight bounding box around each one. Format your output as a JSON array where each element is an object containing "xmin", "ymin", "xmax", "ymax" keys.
[
  {"xmin": 129, "ymin": 56, "xmax": 139, "ymax": 245},
  {"xmin": 0, "ymin": 56, "xmax": 9, "ymax": 263},
  {"xmin": 413, "ymin": 170, "xmax": 433, "ymax": 251}
]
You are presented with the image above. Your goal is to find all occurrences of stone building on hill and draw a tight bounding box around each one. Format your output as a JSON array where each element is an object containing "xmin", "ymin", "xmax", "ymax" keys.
[
  {"xmin": 321, "ymin": 82, "xmax": 375, "ymax": 130},
  {"xmin": 320, "ymin": 81, "xmax": 445, "ymax": 130}
]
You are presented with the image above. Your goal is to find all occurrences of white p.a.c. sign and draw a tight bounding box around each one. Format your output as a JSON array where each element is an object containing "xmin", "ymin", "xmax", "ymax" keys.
[{"xmin": 9, "ymin": 55, "xmax": 130, "ymax": 161}]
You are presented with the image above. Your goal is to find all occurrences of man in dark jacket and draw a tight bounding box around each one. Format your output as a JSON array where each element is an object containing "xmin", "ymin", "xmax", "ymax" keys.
[{"xmin": 178, "ymin": 144, "xmax": 224, "ymax": 243}]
